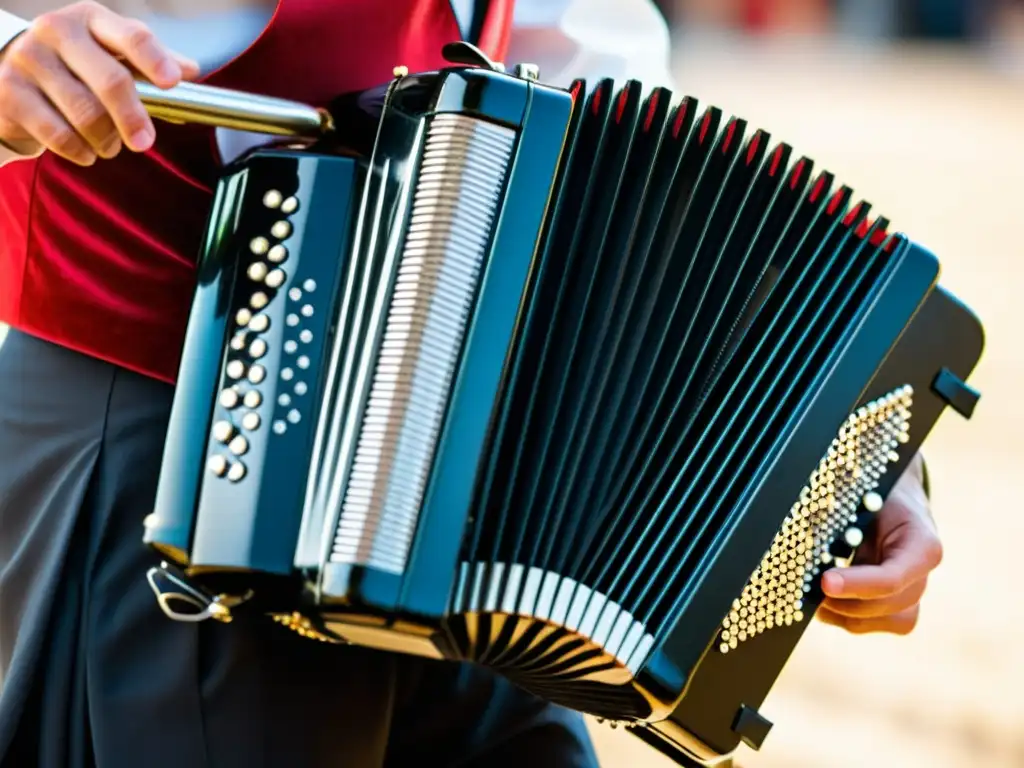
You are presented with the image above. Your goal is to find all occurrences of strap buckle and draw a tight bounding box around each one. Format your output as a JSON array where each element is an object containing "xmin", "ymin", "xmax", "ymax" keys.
[{"xmin": 146, "ymin": 561, "xmax": 251, "ymax": 624}]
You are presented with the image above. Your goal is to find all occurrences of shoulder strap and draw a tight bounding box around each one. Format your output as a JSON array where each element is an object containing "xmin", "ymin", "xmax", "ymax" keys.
[
  {"xmin": 448, "ymin": 0, "xmax": 481, "ymax": 40},
  {"xmin": 449, "ymin": 0, "xmax": 510, "ymax": 44},
  {"xmin": 466, "ymin": 0, "xmax": 492, "ymax": 44}
]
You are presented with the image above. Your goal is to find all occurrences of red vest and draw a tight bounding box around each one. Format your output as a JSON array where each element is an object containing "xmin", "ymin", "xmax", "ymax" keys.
[{"xmin": 0, "ymin": 0, "xmax": 513, "ymax": 383}]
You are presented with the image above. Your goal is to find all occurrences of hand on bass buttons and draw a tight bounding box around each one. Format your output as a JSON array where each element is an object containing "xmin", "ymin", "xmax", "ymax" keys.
[
  {"xmin": 0, "ymin": 1, "xmax": 199, "ymax": 166},
  {"xmin": 818, "ymin": 452, "xmax": 943, "ymax": 636}
]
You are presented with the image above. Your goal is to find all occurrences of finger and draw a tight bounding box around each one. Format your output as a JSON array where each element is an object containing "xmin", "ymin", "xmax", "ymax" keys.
[
  {"xmin": 821, "ymin": 525, "xmax": 941, "ymax": 601},
  {"xmin": 52, "ymin": 27, "xmax": 154, "ymax": 152},
  {"xmin": 171, "ymin": 52, "xmax": 202, "ymax": 81},
  {"xmin": 108, "ymin": 51, "xmax": 202, "ymax": 82},
  {"xmin": 817, "ymin": 604, "xmax": 920, "ymax": 636},
  {"xmin": 2, "ymin": 81, "xmax": 96, "ymax": 165},
  {"xmin": 87, "ymin": 12, "xmax": 188, "ymax": 90},
  {"xmin": 821, "ymin": 578, "xmax": 927, "ymax": 619},
  {"xmin": 17, "ymin": 42, "xmax": 121, "ymax": 158}
]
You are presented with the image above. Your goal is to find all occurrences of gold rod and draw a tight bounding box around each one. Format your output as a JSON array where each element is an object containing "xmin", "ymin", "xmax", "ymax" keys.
[{"xmin": 136, "ymin": 81, "xmax": 334, "ymax": 138}]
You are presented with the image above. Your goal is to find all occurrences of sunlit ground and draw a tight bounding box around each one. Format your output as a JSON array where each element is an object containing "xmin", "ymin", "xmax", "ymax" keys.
[{"xmin": 587, "ymin": 35, "xmax": 1024, "ymax": 768}]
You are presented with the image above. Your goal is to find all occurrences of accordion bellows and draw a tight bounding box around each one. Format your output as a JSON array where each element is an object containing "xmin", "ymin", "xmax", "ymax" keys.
[{"xmin": 146, "ymin": 61, "xmax": 984, "ymax": 767}]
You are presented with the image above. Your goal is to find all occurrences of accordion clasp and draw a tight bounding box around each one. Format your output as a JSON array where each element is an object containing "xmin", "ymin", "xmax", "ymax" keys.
[{"xmin": 145, "ymin": 562, "xmax": 251, "ymax": 625}]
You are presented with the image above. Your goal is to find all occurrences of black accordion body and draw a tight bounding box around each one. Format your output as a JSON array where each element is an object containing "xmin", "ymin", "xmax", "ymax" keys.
[{"xmin": 145, "ymin": 50, "xmax": 984, "ymax": 766}]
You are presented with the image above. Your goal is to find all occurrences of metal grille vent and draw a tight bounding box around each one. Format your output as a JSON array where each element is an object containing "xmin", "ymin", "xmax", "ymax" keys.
[{"xmin": 330, "ymin": 114, "xmax": 517, "ymax": 573}]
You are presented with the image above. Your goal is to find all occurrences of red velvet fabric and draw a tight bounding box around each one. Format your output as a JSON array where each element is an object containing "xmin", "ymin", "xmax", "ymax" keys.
[{"xmin": 0, "ymin": 0, "xmax": 513, "ymax": 384}]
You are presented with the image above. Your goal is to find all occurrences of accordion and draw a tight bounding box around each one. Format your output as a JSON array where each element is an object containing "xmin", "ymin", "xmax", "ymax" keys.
[{"xmin": 143, "ymin": 44, "xmax": 984, "ymax": 767}]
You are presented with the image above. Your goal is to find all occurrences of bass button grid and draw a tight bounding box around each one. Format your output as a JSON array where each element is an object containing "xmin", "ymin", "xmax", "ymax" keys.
[
  {"xmin": 209, "ymin": 184, "xmax": 303, "ymax": 484},
  {"xmin": 271, "ymin": 277, "xmax": 316, "ymax": 437}
]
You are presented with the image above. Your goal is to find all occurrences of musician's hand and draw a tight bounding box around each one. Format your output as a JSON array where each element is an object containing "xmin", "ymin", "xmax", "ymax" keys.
[
  {"xmin": 817, "ymin": 452, "xmax": 941, "ymax": 636},
  {"xmin": 0, "ymin": 1, "xmax": 200, "ymax": 166}
]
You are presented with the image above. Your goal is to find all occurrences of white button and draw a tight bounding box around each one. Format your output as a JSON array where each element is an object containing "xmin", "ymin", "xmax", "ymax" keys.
[
  {"xmin": 207, "ymin": 455, "xmax": 228, "ymax": 476},
  {"xmin": 250, "ymin": 340, "xmax": 268, "ymax": 359},
  {"xmin": 248, "ymin": 262, "xmax": 269, "ymax": 281},
  {"xmin": 265, "ymin": 269, "xmax": 287, "ymax": 289},
  {"xmin": 243, "ymin": 390, "xmax": 262, "ymax": 409},
  {"xmin": 219, "ymin": 389, "xmax": 240, "ymax": 409},
  {"xmin": 288, "ymin": 288, "xmax": 302, "ymax": 301},
  {"xmin": 212, "ymin": 421, "xmax": 235, "ymax": 443},
  {"xmin": 249, "ymin": 314, "xmax": 270, "ymax": 333},
  {"xmin": 229, "ymin": 435, "xmax": 249, "ymax": 456},
  {"xmin": 250, "ymin": 237, "xmax": 270, "ymax": 255},
  {"xmin": 284, "ymin": 340, "xmax": 298, "ymax": 354},
  {"xmin": 242, "ymin": 413, "xmax": 261, "ymax": 431},
  {"xmin": 268, "ymin": 244, "xmax": 288, "ymax": 264},
  {"xmin": 263, "ymin": 190, "xmax": 283, "ymax": 208},
  {"xmin": 227, "ymin": 462, "xmax": 247, "ymax": 482},
  {"xmin": 301, "ymin": 305, "xmax": 314, "ymax": 317},
  {"xmin": 862, "ymin": 492, "xmax": 883, "ymax": 513},
  {"xmin": 248, "ymin": 365, "xmax": 267, "ymax": 384},
  {"xmin": 236, "ymin": 308, "xmax": 253, "ymax": 326},
  {"xmin": 250, "ymin": 292, "xmax": 269, "ymax": 310},
  {"xmin": 229, "ymin": 334, "xmax": 247, "ymax": 351},
  {"xmin": 280, "ymin": 196, "xmax": 299, "ymax": 214},
  {"xmin": 226, "ymin": 361, "xmax": 246, "ymax": 380},
  {"xmin": 303, "ymin": 279, "xmax": 317, "ymax": 292},
  {"xmin": 271, "ymin": 221, "xmax": 292, "ymax": 239}
]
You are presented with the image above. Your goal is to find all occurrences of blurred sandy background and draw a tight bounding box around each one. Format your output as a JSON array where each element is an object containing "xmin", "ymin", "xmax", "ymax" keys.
[
  {"xmin": 587, "ymin": 1, "xmax": 1024, "ymax": 766},
  {"xmin": 2, "ymin": 1, "xmax": 1021, "ymax": 766}
]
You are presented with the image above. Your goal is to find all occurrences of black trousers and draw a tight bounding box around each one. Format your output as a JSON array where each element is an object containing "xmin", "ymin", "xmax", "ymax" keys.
[{"xmin": 0, "ymin": 329, "xmax": 600, "ymax": 768}]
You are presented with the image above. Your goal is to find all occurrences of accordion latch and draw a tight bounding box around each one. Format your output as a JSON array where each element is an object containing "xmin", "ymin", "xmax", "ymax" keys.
[
  {"xmin": 439, "ymin": 40, "xmax": 541, "ymax": 82},
  {"xmin": 145, "ymin": 562, "xmax": 252, "ymax": 625}
]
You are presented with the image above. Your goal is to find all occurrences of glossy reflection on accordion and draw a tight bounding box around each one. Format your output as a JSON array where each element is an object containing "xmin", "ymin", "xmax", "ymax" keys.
[{"xmin": 145, "ymin": 56, "xmax": 985, "ymax": 768}]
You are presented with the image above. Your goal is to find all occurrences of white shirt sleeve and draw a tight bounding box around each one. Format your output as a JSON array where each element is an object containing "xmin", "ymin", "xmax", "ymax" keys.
[
  {"xmin": 0, "ymin": 9, "xmax": 28, "ymax": 53},
  {"xmin": 504, "ymin": 0, "xmax": 676, "ymax": 94},
  {"xmin": 0, "ymin": 9, "xmax": 37, "ymax": 168}
]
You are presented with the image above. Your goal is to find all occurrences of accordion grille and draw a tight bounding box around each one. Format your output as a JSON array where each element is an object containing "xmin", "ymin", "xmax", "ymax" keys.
[{"xmin": 329, "ymin": 114, "xmax": 516, "ymax": 573}]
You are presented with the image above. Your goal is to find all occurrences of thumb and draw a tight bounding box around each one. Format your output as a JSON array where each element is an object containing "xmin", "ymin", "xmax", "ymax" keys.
[{"xmin": 822, "ymin": 509, "xmax": 940, "ymax": 600}]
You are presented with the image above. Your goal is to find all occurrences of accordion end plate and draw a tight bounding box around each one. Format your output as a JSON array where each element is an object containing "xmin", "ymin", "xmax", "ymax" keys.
[{"xmin": 712, "ymin": 385, "xmax": 916, "ymax": 656}]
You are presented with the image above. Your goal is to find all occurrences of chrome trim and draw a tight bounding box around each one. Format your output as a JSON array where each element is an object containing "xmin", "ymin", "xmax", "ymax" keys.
[
  {"xmin": 328, "ymin": 114, "xmax": 516, "ymax": 574},
  {"xmin": 137, "ymin": 81, "xmax": 333, "ymax": 137}
]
